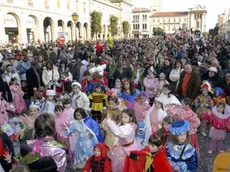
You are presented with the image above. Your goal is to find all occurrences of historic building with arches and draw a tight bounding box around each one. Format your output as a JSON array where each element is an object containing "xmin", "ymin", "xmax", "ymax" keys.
[{"xmin": 0, "ymin": 0, "xmax": 132, "ymax": 44}]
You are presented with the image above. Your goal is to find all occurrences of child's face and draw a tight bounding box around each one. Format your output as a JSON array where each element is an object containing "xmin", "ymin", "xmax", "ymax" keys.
[
  {"xmin": 109, "ymin": 100, "xmax": 117, "ymax": 109},
  {"xmin": 12, "ymin": 80, "xmax": 17, "ymax": 85},
  {"xmin": 72, "ymin": 86, "xmax": 80, "ymax": 93},
  {"xmin": 217, "ymin": 105, "xmax": 224, "ymax": 113},
  {"xmin": 139, "ymin": 96, "xmax": 146, "ymax": 104},
  {"xmin": 94, "ymin": 147, "xmax": 101, "ymax": 157},
  {"xmin": 163, "ymin": 87, "xmax": 170, "ymax": 95},
  {"xmin": 216, "ymin": 90, "xmax": 219, "ymax": 97},
  {"xmin": 159, "ymin": 76, "xmax": 165, "ymax": 80},
  {"xmin": 47, "ymin": 96, "xmax": 54, "ymax": 100},
  {"xmin": 154, "ymin": 101, "xmax": 162, "ymax": 109},
  {"xmin": 64, "ymin": 104, "xmax": 71, "ymax": 109},
  {"xmin": 115, "ymin": 79, "xmax": 121, "ymax": 88},
  {"xmin": 55, "ymin": 109, "xmax": 63, "ymax": 116},
  {"xmin": 29, "ymin": 107, "xmax": 39, "ymax": 117},
  {"xmin": 202, "ymin": 88, "xmax": 208, "ymax": 96},
  {"xmin": 124, "ymin": 82, "xmax": 130, "ymax": 89},
  {"xmin": 178, "ymin": 133, "xmax": 187, "ymax": 144},
  {"xmin": 75, "ymin": 112, "xmax": 83, "ymax": 120},
  {"xmin": 122, "ymin": 112, "xmax": 132, "ymax": 124},
  {"xmin": 95, "ymin": 87, "xmax": 101, "ymax": 93},
  {"xmin": 163, "ymin": 121, "xmax": 169, "ymax": 131},
  {"xmin": 149, "ymin": 144, "xmax": 159, "ymax": 153}
]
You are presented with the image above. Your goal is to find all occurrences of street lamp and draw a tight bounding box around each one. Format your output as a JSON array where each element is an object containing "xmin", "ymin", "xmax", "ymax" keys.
[{"xmin": 72, "ymin": 12, "xmax": 79, "ymax": 42}]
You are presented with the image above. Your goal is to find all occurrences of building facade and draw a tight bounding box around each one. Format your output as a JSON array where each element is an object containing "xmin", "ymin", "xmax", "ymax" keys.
[
  {"xmin": 0, "ymin": 0, "xmax": 132, "ymax": 44},
  {"xmin": 131, "ymin": 8, "xmax": 151, "ymax": 38},
  {"xmin": 149, "ymin": 5, "xmax": 207, "ymax": 35},
  {"xmin": 218, "ymin": 9, "xmax": 230, "ymax": 38}
]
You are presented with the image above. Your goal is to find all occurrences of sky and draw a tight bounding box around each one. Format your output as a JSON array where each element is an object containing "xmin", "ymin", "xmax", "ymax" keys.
[{"xmin": 132, "ymin": 0, "xmax": 230, "ymax": 31}]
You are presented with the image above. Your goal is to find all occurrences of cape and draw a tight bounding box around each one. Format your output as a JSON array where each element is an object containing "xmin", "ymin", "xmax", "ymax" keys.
[{"xmin": 124, "ymin": 147, "xmax": 173, "ymax": 172}]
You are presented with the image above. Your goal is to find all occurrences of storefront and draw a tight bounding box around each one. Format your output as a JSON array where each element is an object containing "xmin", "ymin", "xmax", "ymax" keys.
[{"xmin": 4, "ymin": 14, "xmax": 19, "ymax": 43}]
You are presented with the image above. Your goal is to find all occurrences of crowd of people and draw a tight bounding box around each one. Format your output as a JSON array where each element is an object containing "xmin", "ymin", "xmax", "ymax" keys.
[{"xmin": 0, "ymin": 35, "xmax": 229, "ymax": 172}]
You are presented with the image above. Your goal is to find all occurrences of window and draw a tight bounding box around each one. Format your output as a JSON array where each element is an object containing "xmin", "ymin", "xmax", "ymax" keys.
[
  {"xmin": 153, "ymin": 19, "xmax": 155, "ymax": 23},
  {"xmin": 163, "ymin": 19, "xmax": 165, "ymax": 23},
  {"xmin": 158, "ymin": 18, "xmax": 160, "ymax": 23},
  {"xmin": 184, "ymin": 18, "xmax": 186, "ymax": 22},
  {"xmin": 168, "ymin": 18, "xmax": 170, "ymax": 22},
  {"xmin": 142, "ymin": 15, "xmax": 147, "ymax": 21},
  {"xmin": 179, "ymin": 18, "xmax": 181, "ymax": 22},
  {"xmin": 133, "ymin": 24, "xmax": 135, "ymax": 30},
  {"xmin": 197, "ymin": 22, "xmax": 199, "ymax": 28},
  {"xmin": 44, "ymin": 0, "xmax": 48, "ymax": 6},
  {"xmin": 174, "ymin": 18, "xmax": 176, "ymax": 22},
  {"xmin": 83, "ymin": 2, "xmax": 86, "ymax": 13},
  {"xmin": 137, "ymin": 15, "xmax": 139, "ymax": 21},
  {"xmin": 57, "ymin": 0, "xmax": 60, "ymax": 8},
  {"xmin": 137, "ymin": 24, "xmax": 140, "ymax": 29},
  {"xmin": 142, "ymin": 24, "xmax": 147, "ymax": 30}
]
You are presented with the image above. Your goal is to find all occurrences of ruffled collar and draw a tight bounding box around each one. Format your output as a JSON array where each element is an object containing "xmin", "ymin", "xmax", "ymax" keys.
[{"xmin": 167, "ymin": 142, "xmax": 195, "ymax": 160}]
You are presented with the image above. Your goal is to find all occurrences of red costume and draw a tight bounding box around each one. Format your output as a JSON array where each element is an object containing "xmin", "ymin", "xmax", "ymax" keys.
[
  {"xmin": 96, "ymin": 42, "xmax": 103, "ymax": 56},
  {"xmin": 124, "ymin": 146, "xmax": 173, "ymax": 172},
  {"xmin": 83, "ymin": 143, "xmax": 111, "ymax": 172}
]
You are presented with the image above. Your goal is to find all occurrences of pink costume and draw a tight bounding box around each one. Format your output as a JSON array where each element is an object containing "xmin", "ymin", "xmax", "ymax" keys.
[
  {"xmin": 10, "ymin": 84, "xmax": 26, "ymax": 114},
  {"xmin": 204, "ymin": 106, "xmax": 230, "ymax": 152},
  {"xmin": 55, "ymin": 113, "xmax": 69, "ymax": 145},
  {"xmin": 166, "ymin": 104, "xmax": 201, "ymax": 156},
  {"xmin": 107, "ymin": 119, "xmax": 143, "ymax": 172},
  {"xmin": 134, "ymin": 101, "xmax": 150, "ymax": 122},
  {"xmin": 63, "ymin": 107, "xmax": 76, "ymax": 156},
  {"xmin": 144, "ymin": 106, "xmax": 167, "ymax": 141},
  {"xmin": 157, "ymin": 93, "xmax": 181, "ymax": 109},
  {"xmin": 0, "ymin": 97, "xmax": 9, "ymax": 124},
  {"xmin": 143, "ymin": 76, "xmax": 159, "ymax": 98}
]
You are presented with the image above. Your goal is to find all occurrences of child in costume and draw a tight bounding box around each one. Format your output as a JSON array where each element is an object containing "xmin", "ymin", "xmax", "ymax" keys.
[
  {"xmin": 82, "ymin": 143, "xmax": 111, "ymax": 172},
  {"xmin": 124, "ymin": 132, "xmax": 173, "ymax": 172},
  {"xmin": 120, "ymin": 79, "xmax": 140, "ymax": 109},
  {"xmin": 157, "ymin": 73, "xmax": 169, "ymax": 92},
  {"xmin": 166, "ymin": 98, "xmax": 201, "ymax": 157},
  {"xmin": 134, "ymin": 91, "xmax": 150, "ymax": 122},
  {"xmin": 0, "ymin": 92, "xmax": 10, "ymax": 124},
  {"xmin": 110, "ymin": 78, "xmax": 122, "ymax": 96},
  {"xmin": 55, "ymin": 71, "xmax": 72, "ymax": 97},
  {"xmin": 204, "ymin": 102, "xmax": 230, "ymax": 154},
  {"xmin": 62, "ymin": 98, "xmax": 75, "ymax": 122},
  {"xmin": 54, "ymin": 105, "xmax": 69, "ymax": 146},
  {"xmin": 107, "ymin": 109, "xmax": 143, "ymax": 172},
  {"xmin": 9, "ymin": 77, "xmax": 26, "ymax": 114},
  {"xmin": 144, "ymin": 97, "xmax": 167, "ymax": 141},
  {"xmin": 134, "ymin": 92, "xmax": 150, "ymax": 140},
  {"xmin": 213, "ymin": 87, "xmax": 226, "ymax": 105},
  {"xmin": 193, "ymin": 81, "xmax": 214, "ymax": 136},
  {"xmin": 88, "ymin": 84, "xmax": 108, "ymax": 122},
  {"xmin": 101, "ymin": 96, "xmax": 121, "ymax": 148},
  {"xmin": 143, "ymin": 67, "xmax": 159, "ymax": 106},
  {"xmin": 40, "ymin": 89, "xmax": 55, "ymax": 115},
  {"xmin": 65, "ymin": 108, "xmax": 104, "ymax": 168},
  {"xmin": 166, "ymin": 120, "xmax": 198, "ymax": 172},
  {"xmin": 157, "ymin": 84, "xmax": 181, "ymax": 109}
]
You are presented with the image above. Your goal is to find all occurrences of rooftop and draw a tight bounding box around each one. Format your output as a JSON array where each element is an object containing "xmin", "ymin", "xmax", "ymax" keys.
[
  {"xmin": 150, "ymin": 11, "xmax": 188, "ymax": 17},
  {"xmin": 132, "ymin": 8, "xmax": 151, "ymax": 13}
]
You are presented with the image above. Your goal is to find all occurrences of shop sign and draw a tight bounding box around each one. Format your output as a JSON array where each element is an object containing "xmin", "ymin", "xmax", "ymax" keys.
[
  {"xmin": 4, "ymin": 14, "xmax": 17, "ymax": 28},
  {"xmin": 26, "ymin": 16, "xmax": 36, "ymax": 28}
]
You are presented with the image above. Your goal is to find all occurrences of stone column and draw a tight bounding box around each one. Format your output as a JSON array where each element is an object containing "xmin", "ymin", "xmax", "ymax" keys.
[
  {"xmin": 52, "ymin": 21, "xmax": 58, "ymax": 41},
  {"xmin": 0, "ymin": 15, "xmax": 6, "ymax": 44},
  {"xmin": 18, "ymin": 18, "xmax": 28, "ymax": 44}
]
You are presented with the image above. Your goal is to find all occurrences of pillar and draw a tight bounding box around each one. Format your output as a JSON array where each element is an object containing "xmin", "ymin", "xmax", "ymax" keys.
[
  {"xmin": 18, "ymin": 19, "xmax": 28, "ymax": 44},
  {"xmin": 0, "ymin": 15, "xmax": 6, "ymax": 43},
  {"xmin": 52, "ymin": 21, "xmax": 58, "ymax": 41}
]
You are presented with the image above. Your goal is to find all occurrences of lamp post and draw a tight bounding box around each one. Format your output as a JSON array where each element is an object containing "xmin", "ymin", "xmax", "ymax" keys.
[{"xmin": 72, "ymin": 12, "xmax": 79, "ymax": 42}]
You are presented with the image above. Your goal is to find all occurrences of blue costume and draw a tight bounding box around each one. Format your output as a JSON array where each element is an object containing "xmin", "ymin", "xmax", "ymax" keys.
[
  {"xmin": 65, "ymin": 119, "xmax": 99, "ymax": 168},
  {"xmin": 84, "ymin": 115, "xmax": 104, "ymax": 142},
  {"xmin": 167, "ymin": 120, "xmax": 198, "ymax": 172},
  {"xmin": 136, "ymin": 121, "xmax": 146, "ymax": 140}
]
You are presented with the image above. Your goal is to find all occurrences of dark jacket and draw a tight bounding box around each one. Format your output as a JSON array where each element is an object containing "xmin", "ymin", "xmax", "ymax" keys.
[
  {"xmin": 26, "ymin": 68, "xmax": 40, "ymax": 97},
  {"xmin": 0, "ymin": 78, "xmax": 12, "ymax": 102},
  {"xmin": 177, "ymin": 70, "xmax": 201, "ymax": 101},
  {"xmin": 1, "ymin": 132, "xmax": 15, "ymax": 157}
]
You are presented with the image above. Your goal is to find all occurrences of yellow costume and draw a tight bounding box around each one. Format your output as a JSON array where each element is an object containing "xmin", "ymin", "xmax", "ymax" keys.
[{"xmin": 88, "ymin": 92, "xmax": 108, "ymax": 111}]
